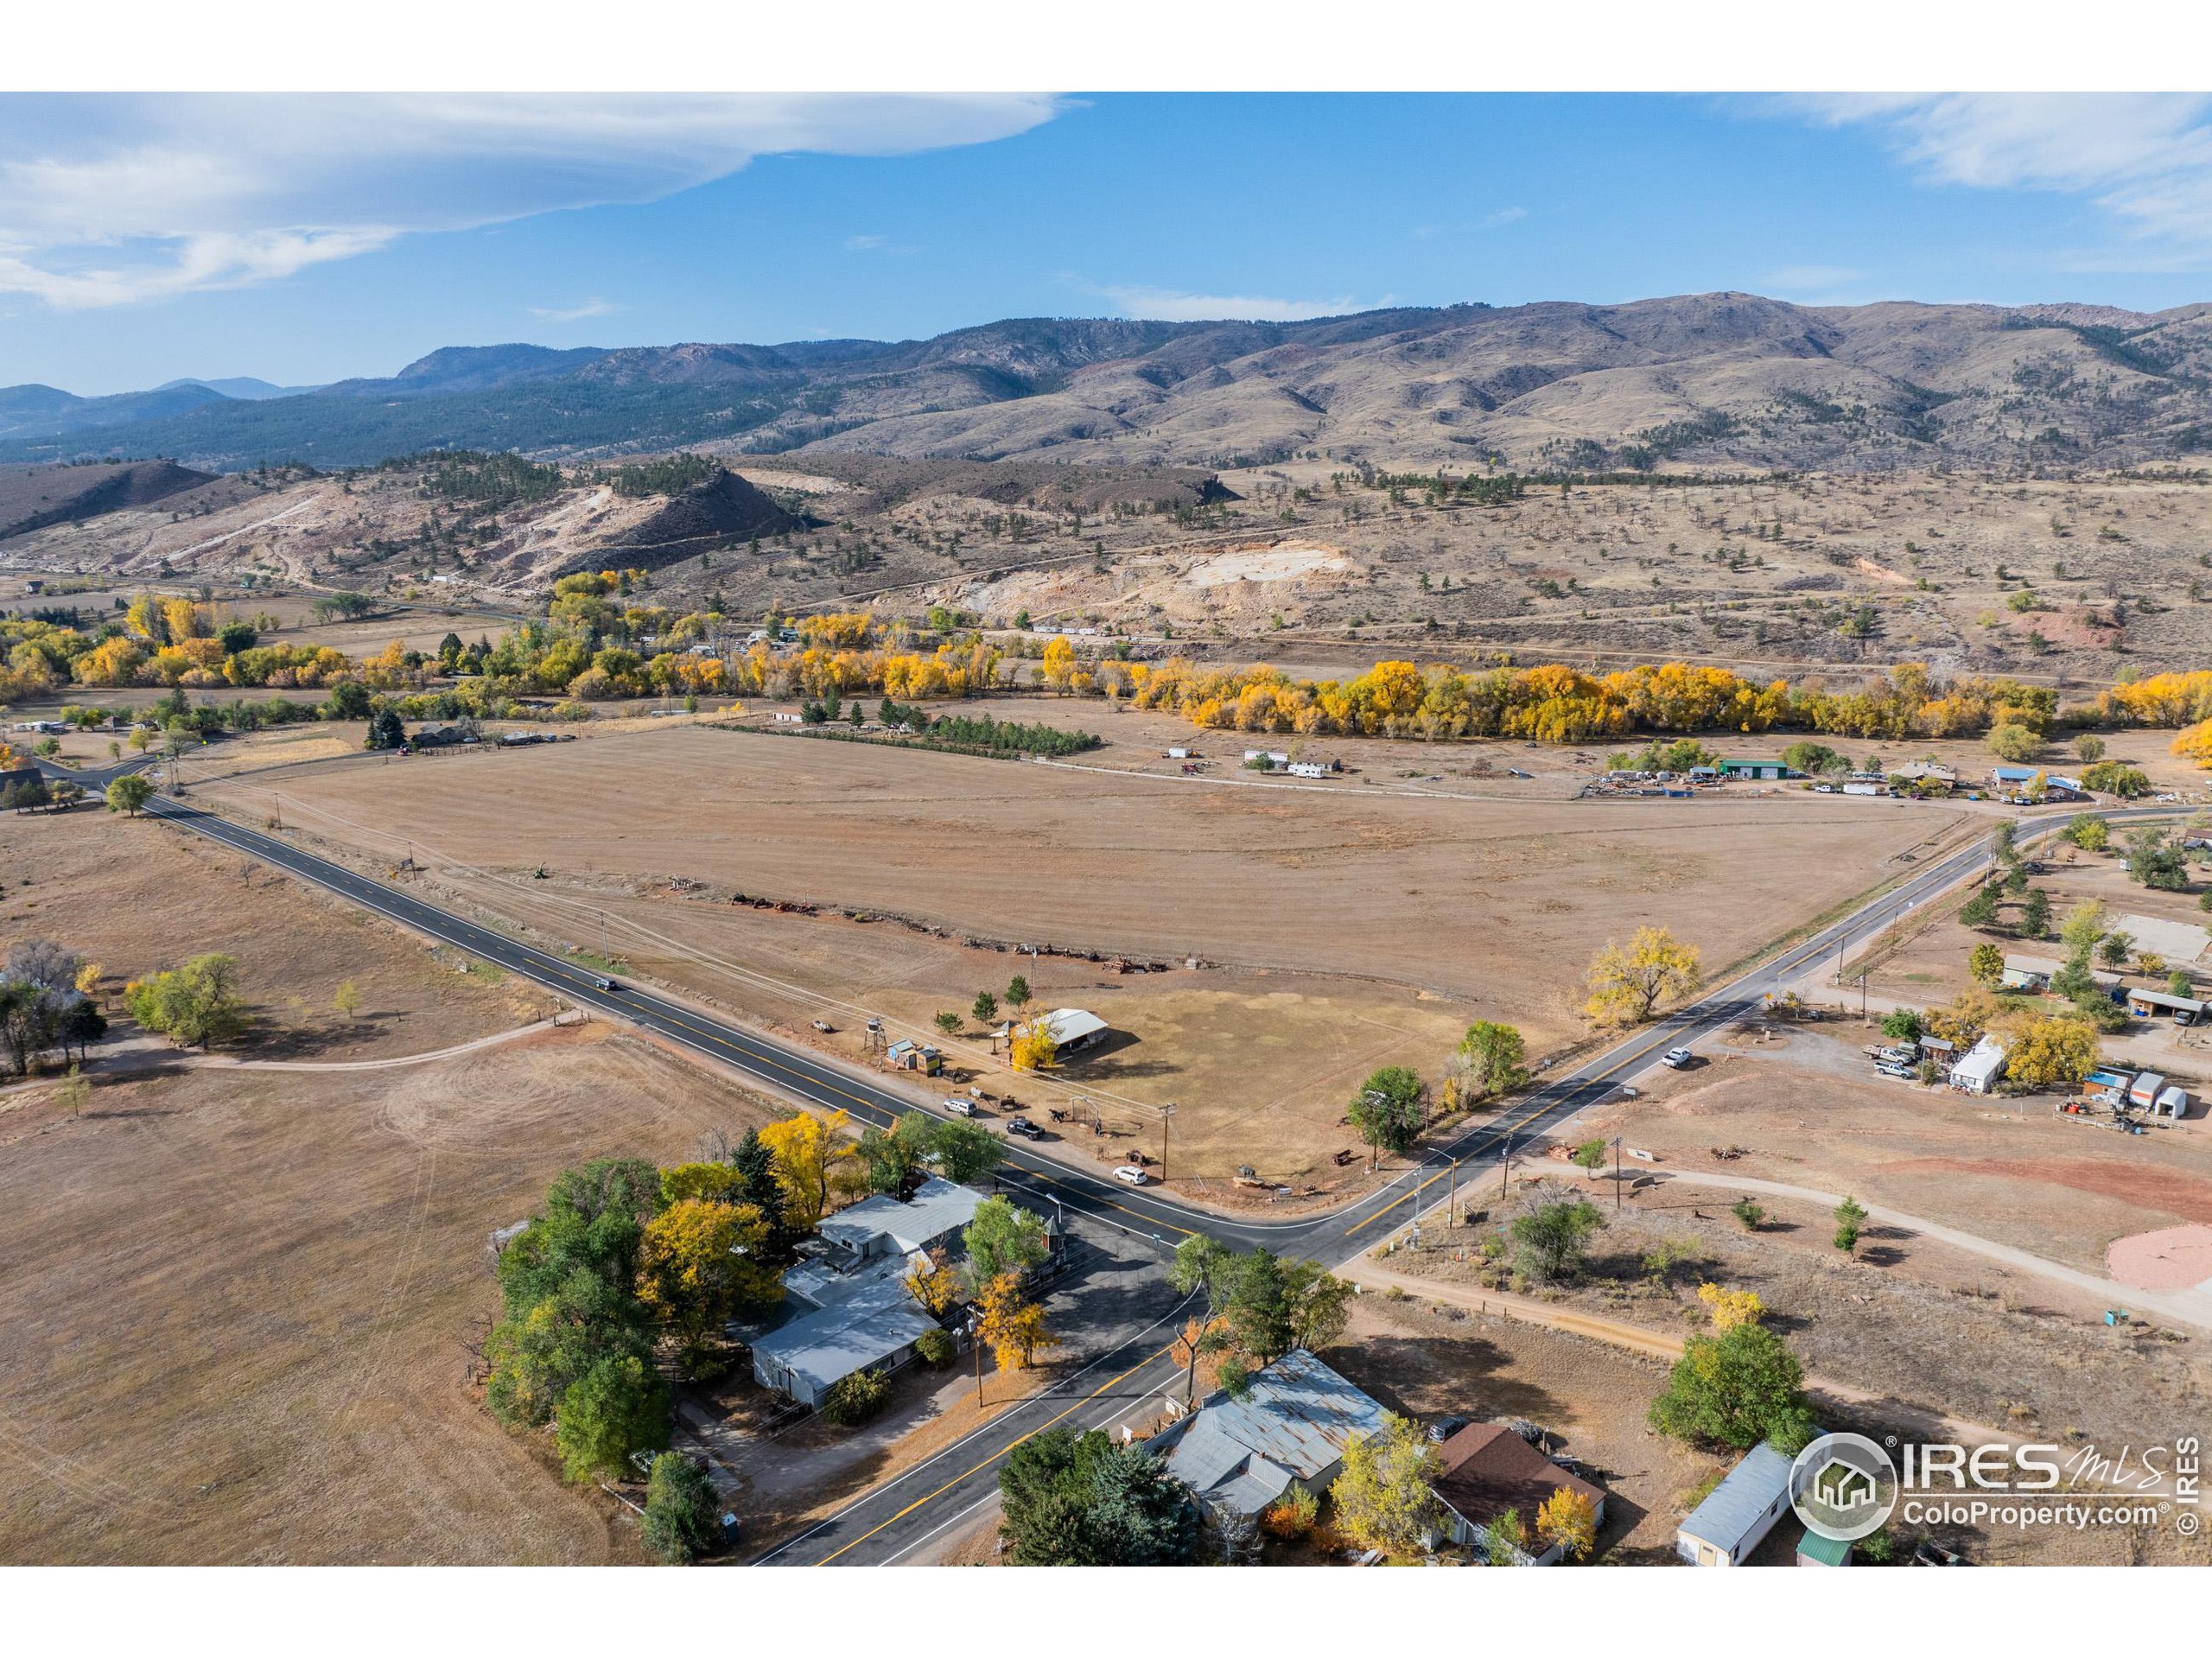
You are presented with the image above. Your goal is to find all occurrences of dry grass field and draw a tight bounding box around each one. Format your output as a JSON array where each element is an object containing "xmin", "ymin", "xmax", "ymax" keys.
[
  {"xmin": 0, "ymin": 1026, "xmax": 781, "ymax": 1565},
  {"xmin": 0, "ymin": 808, "xmax": 549, "ymax": 1064},
  {"xmin": 0, "ymin": 808, "xmax": 801, "ymax": 1564},
  {"xmin": 194, "ymin": 717, "xmax": 1948, "ymax": 1181}
]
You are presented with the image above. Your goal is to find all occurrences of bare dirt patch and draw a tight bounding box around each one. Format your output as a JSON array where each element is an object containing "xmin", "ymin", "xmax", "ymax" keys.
[
  {"xmin": 2108, "ymin": 1224, "xmax": 2212, "ymax": 1292},
  {"xmin": 1591, "ymin": 1038, "xmax": 2212, "ymax": 1274}
]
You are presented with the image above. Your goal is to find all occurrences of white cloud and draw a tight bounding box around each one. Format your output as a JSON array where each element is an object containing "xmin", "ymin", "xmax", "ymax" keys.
[
  {"xmin": 1098, "ymin": 285, "xmax": 1359, "ymax": 322},
  {"xmin": 845, "ymin": 232, "xmax": 918, "ymax": 255},
  {"xmin": 0, "ymin": 92, "xmax": 1060, "ymax": 309},
  {"xmin": 527, "ymin": 296, "xmax": 616, "ymax": 323},
  {"xmin": 1413, "ymin": 207, "xmax": 1522, "ymax": 240},
  {"xmin": 1779, "ymin": 93, "xmax": 2212, "ymax": 256}
]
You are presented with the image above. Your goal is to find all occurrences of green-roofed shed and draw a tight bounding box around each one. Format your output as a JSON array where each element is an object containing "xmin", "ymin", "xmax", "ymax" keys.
[{"xmin": 1796, "ymin": 1527, "xmax": 1854, "ymax": 1567}]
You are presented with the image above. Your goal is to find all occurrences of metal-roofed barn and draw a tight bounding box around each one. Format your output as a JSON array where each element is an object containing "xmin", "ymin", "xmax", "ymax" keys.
[{"xmin": 1040, "ymin": 1007, "xmax": 1109, "ymax": 1054}]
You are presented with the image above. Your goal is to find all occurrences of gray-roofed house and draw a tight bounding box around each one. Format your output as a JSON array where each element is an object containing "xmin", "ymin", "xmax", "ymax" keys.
[
  {"xmin": 815, "ymin": 1177, "xmax": 983, "ymax": 1264},
  {"xmin": 749, "ymin": 1260, "xmax": 938, "ymax": 1409},
  {"xmin": 748, "ymin": 1178, "xmax": 988, "ymax": 1409},
  {"xmin": 1676, "ymin": 1440, "xmax": 1797, "ymax": 1566},
  {"xmin": 1148, "ymin": 1349, "xmax": 1389, "ymax": 1520}
]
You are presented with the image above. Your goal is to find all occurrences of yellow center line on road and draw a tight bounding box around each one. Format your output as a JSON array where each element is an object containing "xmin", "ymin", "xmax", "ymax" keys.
[
  {"xmin": 808, "ymin": 1338, "xmax": 1181, "ymax": 1566},
  {"xmin": 1340, "ymin": 1020, "xmax": 1689, "ymax": 1238},
  {"xmin": 1001, "ymin": 1165, "xmax": 1198, "ymax": 1239}
]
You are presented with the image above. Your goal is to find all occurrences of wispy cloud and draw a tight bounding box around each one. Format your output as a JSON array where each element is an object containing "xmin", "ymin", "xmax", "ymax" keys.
[
  {"xmin": 1413, "ymin": 207, "xmax": 1523, "ymax": 240},
  {"xmin": 528, "ymin": 296, "xmax": 616, "ymax": 322},
  {"xmin": 844, "ymin": 232, "xmax": 918, "ymax": 255},
  {"xmin": 1097, "ymin": 284, "xmax": 1358, "ymax": 322},
  {"xmin": 0, "ymin": 93, "xmax": 1061, "ymax": 309},
  {"xmin": 1775, "ymin": 93, "xmax": 2212, "ymax": 261}
]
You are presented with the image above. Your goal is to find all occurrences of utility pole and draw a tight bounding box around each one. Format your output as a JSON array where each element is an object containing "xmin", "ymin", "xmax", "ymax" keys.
[
  {"xmin": 1447, "ymin": 1158, "xmax": 1459, "ymax": 1227},
  {"xmin": 1500, "ymin": 1133, "xmax": 1512, "ymax": 1198},
  {"xmin": 1159, "ymin": 1102, "xmax": 1175, "ymax": 1184},
  {"xmin": 1612, "ymin": 1135, "xmax": 1623, "ymax": 1212}
]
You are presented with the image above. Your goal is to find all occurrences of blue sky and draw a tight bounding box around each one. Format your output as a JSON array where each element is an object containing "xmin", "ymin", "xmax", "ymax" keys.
[{"xmin": 8, "ymin": 92, "xmax": 2212, "ymax": 395}]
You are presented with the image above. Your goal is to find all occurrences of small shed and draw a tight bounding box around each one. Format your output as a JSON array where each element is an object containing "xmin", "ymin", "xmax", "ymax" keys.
[
  {"xmin": 1797, "ymin": 1528, "xmax": 1854, "ymax": 1567},
  {"xmin": 1677, "ymin": 1441, "xmax": 1796, "ymax": 1566},
  {"xmin": 884, "ymin": 1039, "xmax": 944, "ymax": 1076},
  {"xmin": 1916, "ymin": 1033, "xmax": 1957, "ymax": 1076}
]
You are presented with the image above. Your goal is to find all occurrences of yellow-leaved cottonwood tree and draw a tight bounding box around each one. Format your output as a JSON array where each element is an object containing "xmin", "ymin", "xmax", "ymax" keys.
[
  {"xmin": 1585, "ymin": 926, "xmax": 1702, "ymax": 1026},
  {"xmin": 1329, "ymin": 1414, "xmax": 1443, "ymax": 1556},
  {"xmin": 759, "ymin": 1108, "xmax": 851, "ymax": 1232}
]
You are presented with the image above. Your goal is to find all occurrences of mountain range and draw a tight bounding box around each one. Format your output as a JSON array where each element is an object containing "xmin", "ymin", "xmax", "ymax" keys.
[{"xmin": 9, "ymin": 292, "xmax": 2212, "ymax": 474}]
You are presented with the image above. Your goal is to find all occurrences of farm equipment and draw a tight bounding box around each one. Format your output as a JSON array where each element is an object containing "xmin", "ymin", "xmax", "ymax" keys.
[{"xmin": 2056, "ymin": 1098, "xmax": 2150, "ymax": 1134}]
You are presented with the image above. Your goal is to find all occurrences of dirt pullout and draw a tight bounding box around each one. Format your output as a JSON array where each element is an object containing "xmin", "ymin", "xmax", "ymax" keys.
[{"xmin": 2107, "ymin": 1224, "xmax": 2212, "ymax": 1292}]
